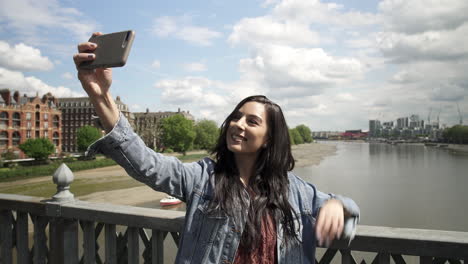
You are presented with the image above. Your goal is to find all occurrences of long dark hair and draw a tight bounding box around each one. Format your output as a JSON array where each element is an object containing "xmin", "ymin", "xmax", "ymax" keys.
[{"xmin": 210, "ymin": 95, "xmax": 298, "ymax": 252}]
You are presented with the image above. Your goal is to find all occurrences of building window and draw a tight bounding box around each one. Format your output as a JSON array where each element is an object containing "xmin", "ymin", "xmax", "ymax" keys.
[
  {"xmin": 44, "ymin": 131, "xmax": 48, "ymax": 138},
  {"xmin": 53, "ymin": 115, "xmax": 59, "ymax": 128},
  {"xmin": 27, "ymin": 121, "xmax": 31, "ymax": 128},
  {"xmin": 27, "ymin": 130, "xmax": 31, "ymax": 138},
  {"xmin": 12, "ymin": 132, "xmax": 20, "ymax": 146},
  {"xmin": 53, "ymin": 132, "xmax": 59, "ymax": 146},
  {"xmin": 44, "ymin": 113, "xmax": 48, "ymax": 120},
  {"xmin": 26, "ymin": 112, "xmax": 32, "ymax": 120},
  {"xmin": 0, "ymin": 131, "xmax": 8, "ymax": 146},
  {"xmin": 35, "ymin": 112, "xmax": 40, "ymax": 127},
  {"xmin": 12, "ymin": 112, "xmax": 20, "ymax": 127},
  {"xmin": 44, "ymin": 122, "xmax": 49, "ymax": 129},
  {"xmin": 0, "ymin": 112, "xmax": 8, "ymax": 129}
]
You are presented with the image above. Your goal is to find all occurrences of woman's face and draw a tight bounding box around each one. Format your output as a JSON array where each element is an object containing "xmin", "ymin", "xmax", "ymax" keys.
[{"xmin": 226, "ymin": 101, "xmax": 269, "ymax": 155}]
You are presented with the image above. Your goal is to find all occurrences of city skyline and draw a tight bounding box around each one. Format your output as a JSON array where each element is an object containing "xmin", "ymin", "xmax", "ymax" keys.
[{"xmin": 0, "ymin": 0, "xmax": 467, "ymax": 131}]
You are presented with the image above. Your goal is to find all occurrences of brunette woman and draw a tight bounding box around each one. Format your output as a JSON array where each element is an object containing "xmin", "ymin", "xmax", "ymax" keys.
[{"xmin": 74, "ymin": 33, "xmax": 359, "ymax": 264}]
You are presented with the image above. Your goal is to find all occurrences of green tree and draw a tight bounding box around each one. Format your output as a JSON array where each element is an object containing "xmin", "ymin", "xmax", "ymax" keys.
[
  {"xmin": 161, "ymin": 114, "xmax": 196, "ymax": 155},
  {"xmin": 290, "ymin": 128, "xmax": 304, "ymax": 145},
  {"xmin": 77, "ymin": 125, "xmax": 102, "ymax": 152},
  {"xmin": 19, "ymin": 138, "xmax": 55, "ymax": 161},
  {"xmin": 443, "ymin": 125, "xmax": 468, "ymax": 144},
  {"xmin": 194, "ymin": 119, "xmax": 219, "ymax": 150},
  {"xmin": 295, "ymin": 124, "xmax": 313, "ymax": 143},
  {"xmin": 1, "ymin": 150, "xmax": 18, "ymax": 160},
  {"xmin": 289, "ymin": 128, "xmax": 296, "ymax": 145}
]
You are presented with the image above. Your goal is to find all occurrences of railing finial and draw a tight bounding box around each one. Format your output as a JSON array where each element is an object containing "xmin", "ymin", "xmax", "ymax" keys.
[{"xmin": 52, "ymin": 163, "xmax": 75, "ymax": 202}]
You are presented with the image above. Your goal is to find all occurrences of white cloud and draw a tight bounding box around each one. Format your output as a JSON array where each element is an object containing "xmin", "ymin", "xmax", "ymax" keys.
[
  {"xmin": 182, "ymin": 62, "xmax": 207, "ymax": 72},
  {"xmin": 272, "ymin": 0, "xmax": 380, "ymax": 27},
  {"xmin": 0, "ymin": 0, "xmax": 97, "ymax": 41},
  {"xmin": 152, "ymin": 16, "xmax": 222, "ymax": 46},
  {"xmin": 229, "ymin": 16, "xmax": 320, "ymax": 46},
  {"xmin": 130, "ymin": 104, "xmax": 143, "ymax": 112},
  {"xmin": 430, "ymin": 84, "xmax": 466, "ymax": 102},
  {"xmin": 336, "ymin": 93, "xmax": 356, "ymax": 102},
  {"xmin": 0, "ymin": 41, "xmax": 53, "ymax": 71},
  {"xmin": 0, "ymin": 67, "xmax": 83, "ymax": 97},
  {"xmin": 154, "ymin": 77, "xmax": 231, "ymax": 121},
  {"xmin": 379, "ymin": 0, "xmax": 468, "ymax": 34},
  {"xmin": 239, "ymin": 45, "xmax": 364, "ymax": 96},
  {"xmin": 151, "ymin": 60, "xmax": 161, "ymax": 69},
  {"xmin": 378, "ymin": 24, "xmax": 468, "ymax": 63},
  {"xmin": 390, "ymin": 70, "xmax": 422, "ymax": 84},
  {"xmin": 61, "ymin": 72, "xmax": 74, "ymax": 80}
]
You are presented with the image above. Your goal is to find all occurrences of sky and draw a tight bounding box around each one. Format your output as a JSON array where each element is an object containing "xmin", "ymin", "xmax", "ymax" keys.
[{"xmin": 0, "ymin": 0, "xmax": 467, "ymax": 131}]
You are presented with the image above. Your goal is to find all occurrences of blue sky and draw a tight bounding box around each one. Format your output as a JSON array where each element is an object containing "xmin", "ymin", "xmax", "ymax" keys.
[{"xmin": 1, "ymin": 0, "xmax": 467, "ymax": 130}]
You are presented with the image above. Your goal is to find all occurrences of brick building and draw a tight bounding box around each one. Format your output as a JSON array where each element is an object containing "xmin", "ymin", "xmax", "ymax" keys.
[
  {"xmin": 133, "ymin": 108, "xmax": 194, "ymax": 150},
  {"xmin": 57, "ymin": 96, "xmax": 132, "ymax": 152},
  {"xmin": 0, "ymin": 89, "xmax": 62, "ymax": 159}
]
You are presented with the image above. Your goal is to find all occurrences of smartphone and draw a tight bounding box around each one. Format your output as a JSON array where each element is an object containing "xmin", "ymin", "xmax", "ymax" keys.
[{"xmin": 79, "ymin": 30, "xmax": 135, "ymax": 70}]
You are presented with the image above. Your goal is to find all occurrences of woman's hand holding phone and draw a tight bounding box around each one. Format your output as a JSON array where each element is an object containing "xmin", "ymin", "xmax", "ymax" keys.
[
  {"xmin": 73, "ymin": 32, "xmax": 119, "ymax": 132},
  {"xmin": 73, "ymin": 32, "xmax": 112, "ymax": 98}
]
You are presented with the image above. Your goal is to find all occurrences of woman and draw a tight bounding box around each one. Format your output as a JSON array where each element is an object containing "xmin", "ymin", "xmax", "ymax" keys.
[{"xmin": 74, "ymin": 33, "xmax": 359, "ymax": 264}]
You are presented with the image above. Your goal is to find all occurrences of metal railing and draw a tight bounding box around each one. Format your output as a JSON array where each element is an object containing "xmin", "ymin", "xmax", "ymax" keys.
[{"xmin": 0, "ymin": 164, "xmax": 467, "ymax": 263}]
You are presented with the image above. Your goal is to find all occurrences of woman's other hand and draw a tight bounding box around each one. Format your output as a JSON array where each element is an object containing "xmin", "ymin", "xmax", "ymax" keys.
[
  {"xmin": 315, "ymin": 199, "xmax": 344, "ymax": 247},
  {"xmin": 73, "ymin": 32, "xmax": 112, "ymax": 98}
]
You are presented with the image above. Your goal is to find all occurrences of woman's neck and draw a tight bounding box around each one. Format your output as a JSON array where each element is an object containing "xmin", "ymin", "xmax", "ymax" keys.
[{"xmin": 234, "ymin": 153, "xmax": 258, "ymax": 186}]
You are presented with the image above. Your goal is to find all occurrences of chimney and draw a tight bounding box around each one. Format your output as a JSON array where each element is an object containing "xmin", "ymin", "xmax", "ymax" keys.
[
  {"xmin": 13, "ymin": 91, "xmax": 20, "ymax": 103},
  {"xmin": 0, "ymin": 89, "xmax": 11, "ymax": 105}
]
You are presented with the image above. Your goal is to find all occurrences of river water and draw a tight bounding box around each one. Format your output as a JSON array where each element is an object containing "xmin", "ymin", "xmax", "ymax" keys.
[{"xmin": 294, "ymin": 141, "xmax": 468, "ymax": 232}]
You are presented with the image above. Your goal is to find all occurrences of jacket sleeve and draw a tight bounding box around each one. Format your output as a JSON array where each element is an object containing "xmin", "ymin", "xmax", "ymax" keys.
[
  {"xmin": 313, "ymin": 188, "xmax": 360, "ymax": 242},
  {"xmin": 85, "ymin": 113, "xmax": 204, "ymax": 202}
]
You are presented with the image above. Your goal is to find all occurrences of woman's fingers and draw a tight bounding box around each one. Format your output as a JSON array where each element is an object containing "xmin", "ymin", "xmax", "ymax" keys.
[
  {"xmin": 77, "ymin": 42, "xmax": 97, "ymax": 53},
  {"xmin": 316, "ymin": 199, "xmax": 345, "ymax": 247},
  {"xmin": 73, "ymin": 53, "xmax": 95, "ymax": 67}
]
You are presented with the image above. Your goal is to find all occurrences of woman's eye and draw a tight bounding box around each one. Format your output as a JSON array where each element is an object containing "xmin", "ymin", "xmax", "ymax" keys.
[{"xmin": 248, "ymin": 119, "xmax": 258, "ymax": 125}]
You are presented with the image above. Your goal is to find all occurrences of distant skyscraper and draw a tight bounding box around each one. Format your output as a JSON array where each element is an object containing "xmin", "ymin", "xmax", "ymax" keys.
[
  {"xmin": 369, "ymin": 120, "xmax": 381, "ymax": 137},
  {"xmin": 396, "ymin": 117, "xmax": 409, "ymax": 129}
]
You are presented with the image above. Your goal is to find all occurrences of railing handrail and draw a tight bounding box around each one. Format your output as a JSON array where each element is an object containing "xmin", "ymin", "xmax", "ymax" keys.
[
  {"xmin": 0, "ymin": 193, "xmax": 185, "ymax": 232},
  {"xmin": 1, "ymin": 192, "xmax": 468, "ymax": 259}
]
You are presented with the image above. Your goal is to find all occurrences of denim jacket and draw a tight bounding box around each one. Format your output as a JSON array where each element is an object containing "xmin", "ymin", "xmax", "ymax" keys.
[{"xmin": 87, "ymin": 113, "xmax": 360, "ymax": 264}]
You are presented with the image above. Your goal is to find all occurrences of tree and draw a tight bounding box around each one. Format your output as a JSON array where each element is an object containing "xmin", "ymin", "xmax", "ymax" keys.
[
  {"xmin": 194, "ymin": 119, "xmax": 219, "ymax": 150},
  {"xmin": 290, "ymin": 128, "xmax": 304, "ymax": 145},
  {"xmin": 443, "ymin": 125, "xmax": 468, "ymax": 144},
  {"xmin": 77, "ymin": 125, "xmax": 102, "ymax": 152},
  {"xmin": 289, "ymin": 128, "xmax": 296, "ymax": 145},
  {"xmin": 161, "ymin": 114, "xmax": 196, "ymax": 155},
  {"xmin": 1, "ymin": 150, "xmax": 18, "ymax": 160},
  {"xmin": 295, "ymin": 124, "xmax": 313, "ymax": 143},
  {"xmin": 19, "ymin": 138, "xmax": 55, "ymax": 161}
]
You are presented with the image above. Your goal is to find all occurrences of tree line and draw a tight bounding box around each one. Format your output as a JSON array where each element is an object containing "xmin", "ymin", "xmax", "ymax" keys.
[
  {"xmin": 6, "ymin": 114, "xmax": 314, "ymax": 161},
  {"xmin": 442, "ymin": 125, "xmax": 468, "ymax": 144}
]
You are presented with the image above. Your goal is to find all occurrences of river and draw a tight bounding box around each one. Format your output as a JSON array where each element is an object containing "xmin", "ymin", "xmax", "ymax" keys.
[{"xmin": 294, "ymin": 141, "xmax": 468, "ymax": 232}]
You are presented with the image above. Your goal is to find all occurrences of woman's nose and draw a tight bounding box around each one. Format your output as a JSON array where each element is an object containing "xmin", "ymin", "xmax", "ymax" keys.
[{"xmin": 233, "ymin": 117, "xmax": 246, "ymax": 130}]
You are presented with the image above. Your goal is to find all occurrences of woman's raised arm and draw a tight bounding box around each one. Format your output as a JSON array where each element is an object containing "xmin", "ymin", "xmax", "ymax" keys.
[{"xmin": 72, "ymin": 32, "xmax": 119, "ymax": 132}]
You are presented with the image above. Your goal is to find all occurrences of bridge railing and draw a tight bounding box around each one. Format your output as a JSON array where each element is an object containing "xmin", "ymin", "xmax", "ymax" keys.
[{"xmin": 0, "ymin": 164, "xmax": 467, "ymax": 263}]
